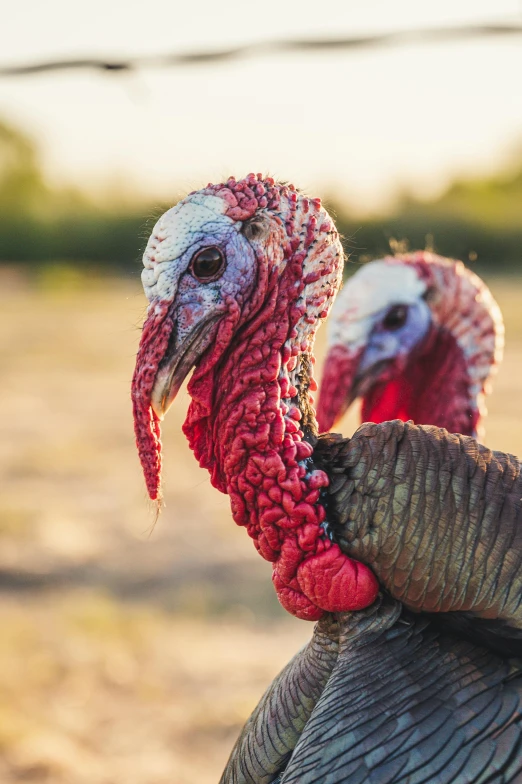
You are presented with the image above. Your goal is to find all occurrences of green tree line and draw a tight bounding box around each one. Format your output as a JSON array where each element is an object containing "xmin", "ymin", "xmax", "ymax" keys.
[{"xmin": 0, "ymin": 119, "xmax": 520, "ymax": 273}]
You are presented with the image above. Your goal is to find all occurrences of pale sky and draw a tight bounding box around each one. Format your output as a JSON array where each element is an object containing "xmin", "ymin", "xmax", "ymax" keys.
[{"xmin": 1, "ymin": 0, "xmax": 522, "ymax": 212}]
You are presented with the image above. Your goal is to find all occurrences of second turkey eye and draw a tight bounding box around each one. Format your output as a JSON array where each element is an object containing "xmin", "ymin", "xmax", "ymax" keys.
[
  {"xmin": 190, "ymin": 247, "xmax": 225, "ymax": 282},
  {"xmin": 383, "ymin": 304, "xmax": 408, "ymax": 330}
]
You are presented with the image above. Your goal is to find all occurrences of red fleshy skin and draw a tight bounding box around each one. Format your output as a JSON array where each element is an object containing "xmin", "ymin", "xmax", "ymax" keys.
[
  {"xmin": 273, "ymin": 571, "xmax": 325, "ymax": 621},
  {"xmin": 361, "ymin": 329, "xmax": 476, "ymax": 436},
  {"xmin": 131, "ymin": 302, "xmax": 173, "ymax": 501},
  {"xmin": 297, "ymin": 544, "xmax": 379, "ymax": 612}
]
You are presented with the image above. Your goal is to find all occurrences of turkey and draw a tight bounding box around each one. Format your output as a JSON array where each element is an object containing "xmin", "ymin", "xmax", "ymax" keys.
[
  {"xmin": 131, "ymin": 174, "xmax": 522, "ymax": 783},
  {"xmin": 316, "ymin": 252, "xmax": 504, "ymax": 437}
]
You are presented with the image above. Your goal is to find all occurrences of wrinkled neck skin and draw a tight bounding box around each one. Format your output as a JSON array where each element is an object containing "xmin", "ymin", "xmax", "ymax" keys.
[
  {"xmin": 182, "ymin": 195, "xmax": 378, "ymax": 621},
  {"xmin": 362, "ymin": 326, "xmax": 479, "ymax": 437}
]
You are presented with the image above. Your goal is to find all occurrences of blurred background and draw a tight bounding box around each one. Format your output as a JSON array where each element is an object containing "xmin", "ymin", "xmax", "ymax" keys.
[{"xmin": 0, "ymin": 2, "xmax": 521, "ymax": 782}]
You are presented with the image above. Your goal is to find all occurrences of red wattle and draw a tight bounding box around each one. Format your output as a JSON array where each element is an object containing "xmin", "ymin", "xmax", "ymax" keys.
[
  {"xmin": 362, "ymin": 376, "xmax": 414, "ymax": 424},
  {"xmin": 297, "ymin": 544, "xmax": 379, "ymax": 612},
  {"xmin": 362, "ymin": 328, "xmax": 477, "ymax": 436},
  {"xmin": 273, "ymin": 571, "xmax": 325, "ymax": 621}
]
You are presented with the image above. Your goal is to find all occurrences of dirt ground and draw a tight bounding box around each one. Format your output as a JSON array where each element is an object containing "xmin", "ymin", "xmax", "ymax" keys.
[{"xmin": 0, "ymin": 266, "xmax": 521, "ymax": 783}]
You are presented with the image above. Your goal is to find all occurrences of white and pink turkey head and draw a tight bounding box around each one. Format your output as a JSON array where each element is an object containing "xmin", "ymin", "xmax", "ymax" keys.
[{"xmin": 316, "ymin": 251, "xmax": 504, "ymax": 439}]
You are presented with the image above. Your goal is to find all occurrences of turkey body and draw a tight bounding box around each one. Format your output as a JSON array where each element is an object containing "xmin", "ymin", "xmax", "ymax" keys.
[
  {"xmin": 129, "ymin": 176, "xmax": 522, "ymax": 784},
  {"xmin": 223, "ymin": 601, "xmax": 522, "ymax": 784},
  {"xmin": 221, "ymin": 421, "xmax": 522, "ymax": 783}
]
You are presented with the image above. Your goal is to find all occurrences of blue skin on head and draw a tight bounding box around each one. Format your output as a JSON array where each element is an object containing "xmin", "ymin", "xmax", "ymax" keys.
[{"xmin": 356, "ymin": 299, "xmax": 432, "ymax": 387}]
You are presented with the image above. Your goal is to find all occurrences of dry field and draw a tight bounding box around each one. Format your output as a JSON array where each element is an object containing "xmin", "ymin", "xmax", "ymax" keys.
[{"xmin": 0, "ymin": 265, "xmax": 521, "ymax": 783}]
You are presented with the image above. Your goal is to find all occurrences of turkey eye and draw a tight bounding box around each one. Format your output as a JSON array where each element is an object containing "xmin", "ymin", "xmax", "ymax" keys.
[
  {"xmin": 382, "ymin": 304, "xmax": 408, "ymax": 330},
  {"xmin": 190, "ymin": 247, "xmax": 225, "ymax": 282}
]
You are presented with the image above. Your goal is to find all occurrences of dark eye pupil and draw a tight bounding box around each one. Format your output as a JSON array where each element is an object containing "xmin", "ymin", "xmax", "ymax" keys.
[
  {"xmin": 191, "ymin": 247, "xmax": 225, "ymax": 281},
  {"xmin": 383, "ymin": 304, "xmax": 408, "ymax": 330}
]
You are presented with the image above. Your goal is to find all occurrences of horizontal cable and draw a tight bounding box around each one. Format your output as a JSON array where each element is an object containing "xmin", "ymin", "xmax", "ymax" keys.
[{"xmin": 1, "ymin": 23, "xmax": 521, "ymax": 77}]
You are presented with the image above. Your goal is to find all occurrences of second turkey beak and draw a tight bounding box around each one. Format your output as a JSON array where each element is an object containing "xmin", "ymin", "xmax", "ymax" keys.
[
  {"xmin": 351, "ymin": 358, "xmax": 393, "ymax": 399},
  {"xmin": 150, "ymin": 313, "xmax": 220, "ymax": 420}
]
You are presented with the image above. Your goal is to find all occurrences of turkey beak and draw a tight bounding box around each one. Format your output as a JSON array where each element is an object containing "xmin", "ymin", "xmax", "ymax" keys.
[
  {"xmin": 351, "ymin": 335, "xmax": 400, "ymax": 398},
  {"xmin": 150, "ymin": 313, "xmax": 220, "ymax": 419},
  {"xmin": 351, "ymin": 360, "xmax": 391, "ymax": 399}
]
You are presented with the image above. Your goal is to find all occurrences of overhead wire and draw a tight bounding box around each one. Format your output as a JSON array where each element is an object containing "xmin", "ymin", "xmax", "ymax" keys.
[{"xmin": 0, "ymin": 23, "xmax": 521, "ymax": 77}]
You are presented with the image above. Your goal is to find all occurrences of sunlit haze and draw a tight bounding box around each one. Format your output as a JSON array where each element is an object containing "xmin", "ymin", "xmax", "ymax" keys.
[{"xmin": 1, "ymin": 0, "xmax": 521, "ymax": 212}]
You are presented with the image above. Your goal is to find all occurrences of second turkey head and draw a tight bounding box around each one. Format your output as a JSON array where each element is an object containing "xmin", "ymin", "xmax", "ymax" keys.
[{"xmin": 316, "ymin": 251, "xmax": 504, "ymax": 438}]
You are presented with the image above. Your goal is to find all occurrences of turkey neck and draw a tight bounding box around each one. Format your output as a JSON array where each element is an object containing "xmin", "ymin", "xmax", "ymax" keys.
[
  {"xmin": 216, "ymin": 340, "xmax": 325, "ymax": 542},
  {"xmin": 196, "ymin": 304, "xmax": 333, "ymax": 620},
  {"xmin": 183, "ymin": 255, "xmax": 378, "ymax": 620},
  {"xmin": 362, "ymin": 327, "xmax": 478, "ymax": 436},
  {"xmin": 178, "ymin": 190, "xmax": 378, "ymax": 619}
]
